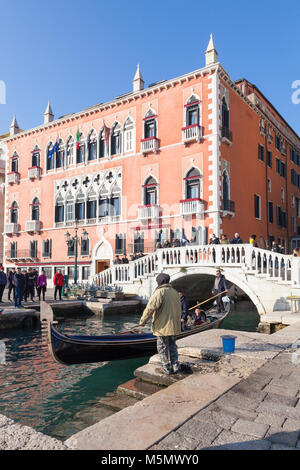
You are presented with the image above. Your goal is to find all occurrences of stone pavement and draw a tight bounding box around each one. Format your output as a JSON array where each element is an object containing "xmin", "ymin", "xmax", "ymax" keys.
[
  {"xmin": 0, "ymin": 415, "xmax": 67, "ymax": 450},
  {"xmin": 65, "ymin": 322, "xmax": 300, "ymax": 450},
  {"xmin": 151, "ymin": 351, "xmax": 300, "ymax": 450}
]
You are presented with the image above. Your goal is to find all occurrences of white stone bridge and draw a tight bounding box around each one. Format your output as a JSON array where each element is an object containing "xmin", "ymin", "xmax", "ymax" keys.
[{"xmin": 94, "ymin": 244, "xmax": 300, "ymax": 316}]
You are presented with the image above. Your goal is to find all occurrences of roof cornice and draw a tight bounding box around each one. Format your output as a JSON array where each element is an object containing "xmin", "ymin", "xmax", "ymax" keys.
[{"xmin": 2, "ymin": 63, "xmax": 219, "ymax": 143}]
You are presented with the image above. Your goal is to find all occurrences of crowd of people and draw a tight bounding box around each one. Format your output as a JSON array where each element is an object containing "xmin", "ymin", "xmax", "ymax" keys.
[
  {"xmin": 209, "ymin": 232, "xmax": 289, "ymax": 254},
  {"xmin": 113, "ymin": 252, "xmax": 145, "ymax": 265},
  {"xmin": 0, "ymin": 267, "xmax": 66, "ymax": 307}
]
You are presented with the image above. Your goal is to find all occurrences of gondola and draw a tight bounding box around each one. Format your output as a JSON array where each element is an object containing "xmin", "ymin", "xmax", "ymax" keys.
[{"xmin": 40, "ymin": 300, "xmax": 230, "ymax": 366}]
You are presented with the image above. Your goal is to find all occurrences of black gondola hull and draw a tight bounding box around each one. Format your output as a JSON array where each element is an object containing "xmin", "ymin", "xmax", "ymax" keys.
[{"xmin": 41, "ymin": 301, "xmax": 230, "ymax": 365}]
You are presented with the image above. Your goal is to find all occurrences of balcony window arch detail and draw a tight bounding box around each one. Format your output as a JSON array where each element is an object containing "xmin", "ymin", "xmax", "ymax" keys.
[
  {"xmin": 10, "ymin": 201, "xmax": 18, "ymax": 223},
  {"xmin": 88, "ymin": 129, "xmax": 97, "ymax": 161},
  {"xmin": 31, "ymin": 145, "xmax": 40, "ymax": 167},
  {"xmin": 110, "ymin": 122, "xmax": 121, "ymax": 156},
  {"xmin": 31, "ymin": 197, "xmax": 40, "ymax": 221},
  {"xmin": 143, "ymin": 109, "xmax": 157, "ymax": 139},
  {"xmin": 10, "ymin": 152, "xmax": 19, "ymax": 172},
  {"xmin": 184, "ymin": 167, "xmax": 201, "ymax": 200},
  {"xmin": 143, "ymin": 176, "xmax": 158, "ymax": 205},
  {"xmin": 185, "ymin": 94, "xmax": 200, "ymax": 126}
]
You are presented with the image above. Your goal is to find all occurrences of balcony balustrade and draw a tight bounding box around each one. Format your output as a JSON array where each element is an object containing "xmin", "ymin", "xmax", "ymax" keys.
[
  {"xmin": 221, "ymin": 126, "xmax": 233, "ymax": 145},
  {"xmin": 7, "ymin": 172, "xmax": 20, "ymax": 185},
  {"xmin": 182, "ymin": 124, "xmax": 203, "ymax": 144},
  {"xmin": 28, "ymin": 166, "xmax": 42, "ymax": 180},
  {"xmin": 25, "ymin": 220, "xmax": 41, "ymax": 233},
  {"xmin": 141, "ymin": 137, "xmax": 159, "ymax": 154},
  {"xmin": 180, "ymin": 198, "xmax": 204, "ymax": 216},
  {"xmin": 4, "ymin": 223, "xmax": 20, "ymax": 235},
  {"xmin": 138, "ymin": 204, "xmax": 160, "ymax": 221}
]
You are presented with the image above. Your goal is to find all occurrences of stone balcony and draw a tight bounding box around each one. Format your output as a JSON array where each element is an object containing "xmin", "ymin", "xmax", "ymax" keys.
[
  {"xmin": 25, "ymin": 220, "xmax": 41, "ymax": 233},
  {"xmin": 182, "ymin": 124, "xmax": 203, "ymax": 145},
  {"xmin": 138, "ymin": 204, "xmax": 160, "ymax": 221},
  {"xmin": 180, "ymin": 198, "xmax": 204, "ymax": 216},
  {"xmin": 222, "ymin": 199, "xmax": 235, "ymax": 216},
  {"xmin": 5, "ymin": 223, "xmax": 20, "ymax": 235},
  {"xmin": 28, "ymin": 166, "xmax": 42, "ymax": 180},
  {"xmin": 140, "ymin": 137, "xmax": 159, "ymax": 154},
  {"xmin": 221, "ymin": 126, "xmax": 233, "ymax": 146},
  {"xmin": 7, "ymin": 172, "xmax": 20, "ymax": 185}
]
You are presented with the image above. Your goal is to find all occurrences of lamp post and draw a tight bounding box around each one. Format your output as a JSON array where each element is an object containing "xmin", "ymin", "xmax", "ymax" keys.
[{"xmin": 65, "ymin": 220, "xmax": 89, "ymax": 285}]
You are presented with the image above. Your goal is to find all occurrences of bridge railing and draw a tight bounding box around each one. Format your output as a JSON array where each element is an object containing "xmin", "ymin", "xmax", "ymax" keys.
[{"xmin": 94, "ymin": 244, "xmax": 299, "ymax": 287}]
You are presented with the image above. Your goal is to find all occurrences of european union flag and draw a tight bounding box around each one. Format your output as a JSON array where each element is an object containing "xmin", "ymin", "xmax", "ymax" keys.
[{"xmin": 48, "ymin": 141, "xmax": 59, "ymax": 158}]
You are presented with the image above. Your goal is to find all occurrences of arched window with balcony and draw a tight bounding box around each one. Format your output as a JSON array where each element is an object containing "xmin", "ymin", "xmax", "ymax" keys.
[
  {"xmin": 110, "ymin": 123, "xmax": 121, "ymax": 156},
  {"xmin": 31, "ymin": 146, "xmax": 40, "ymax": 167},
  {"xmin": 66, "ymin": 136, "xmax": 74, "ymax": 167},
  {"xmin": 10, "ymin": 152, "xmax": 19, "ymax": 173},
  {"xmin": 185, "ymin": 95, "xmax": 200, "ymax": 126},
  {"xmin": 31, "ymin": 197, "xmax": 40, "ymax": 221},
  {"xmin": 185, "ymin": 168, "xmax": 201, "ymax": 199},
  {"xmin": 144, "ymin": 110, "xmax": 157, "ymax": 139},
  {"xmin": 10, "ymin": 201, "xmax": 18, "ymax": 223},
  {"xmin": 88, "ymin": 129, "xmax": 97, "ymax": 161},
  {"xmin": 143, "ymin": 176, "xmax": 158, "ymax": 205}
]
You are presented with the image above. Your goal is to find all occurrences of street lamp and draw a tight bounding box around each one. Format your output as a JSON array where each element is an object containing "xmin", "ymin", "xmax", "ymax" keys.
[{"xmin": 65, "ymin": 220, "xmax": 89, "ymax": 285}]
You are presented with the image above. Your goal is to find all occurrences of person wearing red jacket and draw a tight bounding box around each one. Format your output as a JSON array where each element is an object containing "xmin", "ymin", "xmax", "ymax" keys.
[{"xmin": 53, "ymin": 269, "xmax": 64, "ymax": 301}]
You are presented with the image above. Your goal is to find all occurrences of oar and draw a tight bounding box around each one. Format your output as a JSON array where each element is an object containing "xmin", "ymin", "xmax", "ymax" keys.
[{"xmin": 188, "ymin": 290, "xmax": 228, "ymax": 311}]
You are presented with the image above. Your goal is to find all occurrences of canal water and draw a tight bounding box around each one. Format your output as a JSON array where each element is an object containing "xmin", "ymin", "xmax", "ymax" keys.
[{"xmin": 0, "ymin": 300, "xmax": 259, "ymax": 441}]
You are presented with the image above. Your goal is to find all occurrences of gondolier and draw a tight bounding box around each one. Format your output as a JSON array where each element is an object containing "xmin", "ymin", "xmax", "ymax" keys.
[
  {"xmin": 212, "ymin": 267, "xmax": 227, "ymax": 313},
  {"xmin": 139, "ymin": 273, "xmax": 181, "ymax": 376}
]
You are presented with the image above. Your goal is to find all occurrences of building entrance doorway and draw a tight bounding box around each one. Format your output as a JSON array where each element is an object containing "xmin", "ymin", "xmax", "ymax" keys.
[{"xmin": 96, "ymin": 260, "xmax": 110, "ymax": 274}]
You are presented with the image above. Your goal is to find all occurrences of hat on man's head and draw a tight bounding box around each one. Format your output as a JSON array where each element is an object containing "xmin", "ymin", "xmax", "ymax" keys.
[{"xmin": 156, "ymin": 273, "xmax": 170, "ymax": 286}]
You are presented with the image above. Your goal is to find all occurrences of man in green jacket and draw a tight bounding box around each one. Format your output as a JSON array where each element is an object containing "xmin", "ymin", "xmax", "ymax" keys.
[{"xmin": 139, "ymin": 273, "xmax": 182, "ymax": 375}]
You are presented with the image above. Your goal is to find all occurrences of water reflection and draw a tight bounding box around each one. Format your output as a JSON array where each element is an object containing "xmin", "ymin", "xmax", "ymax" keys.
[{"xmin": 0, "ymin": 302, "xmax": 259, "ymax": 440}]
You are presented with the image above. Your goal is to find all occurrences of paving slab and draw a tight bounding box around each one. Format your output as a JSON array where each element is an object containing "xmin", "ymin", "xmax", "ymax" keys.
[{"xmin": 65, "ymin": 372, "xmax": 240, "ymax": 450}]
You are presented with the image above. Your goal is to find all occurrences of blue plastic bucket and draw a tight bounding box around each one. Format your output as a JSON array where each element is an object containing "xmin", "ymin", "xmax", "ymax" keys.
[{"xmin": 221, "ymin": 335, "xmax": 236, "ymax": 353}]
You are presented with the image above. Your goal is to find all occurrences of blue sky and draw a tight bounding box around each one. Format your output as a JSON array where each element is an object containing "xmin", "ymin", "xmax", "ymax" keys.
[{"xmin": 0, "ymin": 0, "xmax": 299, "ymax": 135}]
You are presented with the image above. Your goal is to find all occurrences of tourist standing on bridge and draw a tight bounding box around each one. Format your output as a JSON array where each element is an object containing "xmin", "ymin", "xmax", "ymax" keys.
[
  {"xmin": 139, "ymin": 273, "xmax": 182, "ymax": 375},
  {"xmin": 212, "ymin": 268, "xmax": 227, "ymax": 313},
  {"xmin": 209, "ymin": 233, "xmax": 220, "ymax": 244},
  {"xmin": 230, "ymin": 233, "xmax": 243, "ymax": 244}
]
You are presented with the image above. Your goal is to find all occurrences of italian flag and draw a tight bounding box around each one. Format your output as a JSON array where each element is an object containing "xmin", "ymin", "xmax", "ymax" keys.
[{"xmin": 76, "ymin": 129, "xmax": 80, "ymax": 150}]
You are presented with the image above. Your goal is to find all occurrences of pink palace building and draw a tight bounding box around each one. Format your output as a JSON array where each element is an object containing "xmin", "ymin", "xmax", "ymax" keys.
[{"xmin": 1, "ymin": 35, "xmax": 300, "ymax": 287}]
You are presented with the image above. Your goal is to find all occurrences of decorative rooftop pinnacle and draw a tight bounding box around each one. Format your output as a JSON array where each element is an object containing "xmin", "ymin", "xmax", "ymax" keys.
[
  {"xmin": 205, "ymin": 33, "xmax": 218, "ymax": 66},
  {"xmin": 10, "ymin": 115, "xmax": 19, "ymax": 136},
  {"xmin": 133, "ymin": 64, "xmax": 144, "ymax": 92},
  {"xmin": 44, "ymin": 100, "xmax": 54, "ymax": 124}
]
